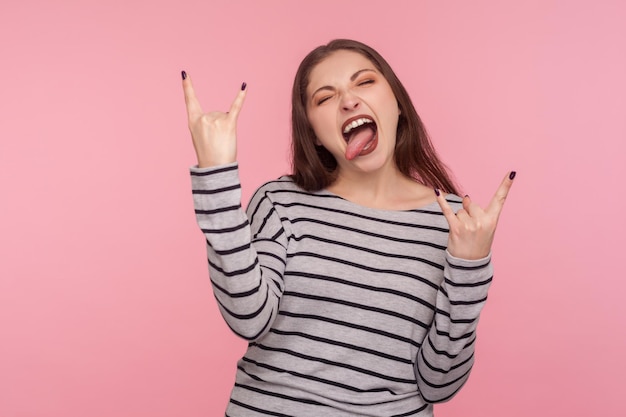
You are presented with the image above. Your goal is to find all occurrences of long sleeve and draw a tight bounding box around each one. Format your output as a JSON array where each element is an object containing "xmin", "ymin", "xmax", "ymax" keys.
[
  {"xmin": 191, "ymin": 163, "xmax": 288, "ymax": 341},
  {"xmin": 415, "ymin": 251, "xmax": 493, "ymax": 403},
  {"xmin": 190, "ymin": 173, "xmax": 495, "ymax": 415}
]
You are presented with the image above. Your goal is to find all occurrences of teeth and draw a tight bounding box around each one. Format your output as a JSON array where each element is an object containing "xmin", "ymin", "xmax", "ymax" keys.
[{"xmin": 343, "ymin": 118, "xmax": 373, "ymax": 134}]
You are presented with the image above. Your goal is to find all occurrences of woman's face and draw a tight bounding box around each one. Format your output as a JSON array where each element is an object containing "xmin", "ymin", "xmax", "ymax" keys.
[{"xmin": 306, "ymin": 50, "xmax": 400, "ymax": 173}]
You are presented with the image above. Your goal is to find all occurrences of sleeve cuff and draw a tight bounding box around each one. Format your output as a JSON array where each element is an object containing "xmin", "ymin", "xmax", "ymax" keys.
[
  {"xmin": 444, "ymin": 250, "xmax": 493, "ymax": 288},
  {"xmin": 189, "ymin": 161, "xmax": 239, "ymax": 174},
  {"xmin": 445, "ymin": 250, "xmax": 492, "ymax": 267}
]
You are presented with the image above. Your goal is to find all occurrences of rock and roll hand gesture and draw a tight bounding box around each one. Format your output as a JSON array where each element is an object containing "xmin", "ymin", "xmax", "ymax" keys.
[
  {"xmin": 182, "ymin": 71, "xmax": 247, "ymax": 168},
  {"xmin": 435, "ymin": 172, "xmax": 515, "ymax": 260}
]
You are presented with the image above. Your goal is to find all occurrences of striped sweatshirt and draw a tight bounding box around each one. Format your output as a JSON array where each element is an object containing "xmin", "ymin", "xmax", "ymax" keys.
[{"xmin": 191, "ymin": 163, "xmax": 493, "ymax": 417}]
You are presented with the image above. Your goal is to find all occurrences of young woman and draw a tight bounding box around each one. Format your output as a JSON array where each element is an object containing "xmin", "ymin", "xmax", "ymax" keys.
[{"xmin": 182, "ymin": 39, "xmax": 514, "ymax": 416}]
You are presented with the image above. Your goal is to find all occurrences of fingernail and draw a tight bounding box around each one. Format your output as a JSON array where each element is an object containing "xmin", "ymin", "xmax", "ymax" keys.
[
  {"xmin": 509, "ymin": 171, "xmax": 516, "ymax": 180},
  {"xmin": 181, "ymin": 70, "xmax": 187, "ymax": 80},
  {"xmin": 464, "ymin": 194, "xmax": 470, "ymax": 198},
  {"xmin": 434, "ymin": 188, "xmax": 440, "ymax": 197},
  {"xmin": 241, "ymin": 82, "xmax": 247, "ymax": 91}
]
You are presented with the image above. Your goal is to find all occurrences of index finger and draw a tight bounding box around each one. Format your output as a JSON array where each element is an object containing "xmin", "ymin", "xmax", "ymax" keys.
[
  {"xmin": 434, "ymin": 188, "xmax": 460, "ymax": 228},
  {"xmin": 181, "ymin": 71, "xmax": 203, "ymax": 118},
  {"xmin": 486, "ymin": 171, "xmax": 516, "ymax": 215}
]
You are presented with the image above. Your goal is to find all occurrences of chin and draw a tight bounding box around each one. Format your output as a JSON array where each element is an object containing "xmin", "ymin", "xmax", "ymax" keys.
[{"xmin": 349, "ymin": 149, "xmax": 395, "ymax": 173}]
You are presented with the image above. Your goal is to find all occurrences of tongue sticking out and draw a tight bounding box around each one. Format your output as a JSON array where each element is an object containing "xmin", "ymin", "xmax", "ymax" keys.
[{"xmin": 345, "ymin": 124, "xmax": 377, "ymax": 160}]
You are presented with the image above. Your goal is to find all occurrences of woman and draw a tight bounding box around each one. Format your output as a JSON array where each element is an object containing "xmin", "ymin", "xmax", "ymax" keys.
[{"xmin": 182, "ymin": 39, "xmax": 514, "ymax": 416}]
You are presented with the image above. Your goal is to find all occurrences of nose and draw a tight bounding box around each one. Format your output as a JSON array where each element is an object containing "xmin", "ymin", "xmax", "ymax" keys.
[{"xmin": 340, "ymin": 92, "xmax": 360, "ymax": 112}]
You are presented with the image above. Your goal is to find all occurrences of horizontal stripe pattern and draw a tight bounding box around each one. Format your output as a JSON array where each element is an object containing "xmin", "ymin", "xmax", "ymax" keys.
[{"xmin": 191, "ymin": 163, "xmax": 493, "ymax": 416}]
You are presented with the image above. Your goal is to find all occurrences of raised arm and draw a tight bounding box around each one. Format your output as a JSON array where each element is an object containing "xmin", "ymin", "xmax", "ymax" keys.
[
  {"xmin": 416, "ymin": 172, "xmax": 515, "ymax": 402},
  {"xmin": 183, "ymin": 73, "xmax": 286, "ymax": 341}
]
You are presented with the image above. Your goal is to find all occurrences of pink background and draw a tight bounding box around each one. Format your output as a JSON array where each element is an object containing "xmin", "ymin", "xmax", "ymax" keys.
[{"xmin": 1, "ymin": 0, "xmax": 625, "ymax": 416}]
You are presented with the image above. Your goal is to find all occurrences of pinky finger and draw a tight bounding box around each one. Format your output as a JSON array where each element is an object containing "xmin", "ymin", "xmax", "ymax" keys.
[{"xmin": 228, "ymin": 82, "xmax": 248, "ymax": 120}]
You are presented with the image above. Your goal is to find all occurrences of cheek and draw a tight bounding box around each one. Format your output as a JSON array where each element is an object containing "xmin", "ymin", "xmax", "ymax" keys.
[
  {"xmin": 382, "ymin": 103, "xmax": 401, "ymax": 141},
  {"xmin": 309, "ymin": 109, "xmax": 333, "ymax": 134}
]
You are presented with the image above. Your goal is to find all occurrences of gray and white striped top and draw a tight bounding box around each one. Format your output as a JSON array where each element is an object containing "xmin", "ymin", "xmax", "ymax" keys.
[{"xmin": 191, "ymin": 163, "xmax": 493, "ymax": 417}]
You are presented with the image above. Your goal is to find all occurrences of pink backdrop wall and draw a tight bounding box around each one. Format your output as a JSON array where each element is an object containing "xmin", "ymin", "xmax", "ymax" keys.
[{"xmin": 1, "ymin": 0, "xmax": 624, "ymax": 416}]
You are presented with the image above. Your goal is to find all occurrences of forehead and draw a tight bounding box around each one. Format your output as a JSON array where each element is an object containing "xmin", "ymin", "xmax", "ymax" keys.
[{"xmin": 307, "ymin": 50, "xmax": 376, "ymax": 90}]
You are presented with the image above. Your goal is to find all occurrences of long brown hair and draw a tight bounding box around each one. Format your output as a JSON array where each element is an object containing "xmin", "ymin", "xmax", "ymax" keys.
[{"xmin": 290, "ymin": 39, "xmax": 460, "ymax": 195}]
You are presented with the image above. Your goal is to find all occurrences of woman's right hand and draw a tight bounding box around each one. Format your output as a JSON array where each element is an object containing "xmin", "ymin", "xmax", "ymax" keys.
[{"xmin": 182, "ymin": 71, "xmax": 247, "ymax": 168}]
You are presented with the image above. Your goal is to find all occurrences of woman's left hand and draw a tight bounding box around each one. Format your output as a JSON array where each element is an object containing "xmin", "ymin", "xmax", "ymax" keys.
[{"xmin": 435, "ymin": 172, "xmax": 516, "ymax": 260}]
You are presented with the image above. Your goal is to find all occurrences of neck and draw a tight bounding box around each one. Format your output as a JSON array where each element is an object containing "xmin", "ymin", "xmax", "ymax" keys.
[{"xmin": 328, "ymin": 163, "xmax": 413, "ymax": 208}]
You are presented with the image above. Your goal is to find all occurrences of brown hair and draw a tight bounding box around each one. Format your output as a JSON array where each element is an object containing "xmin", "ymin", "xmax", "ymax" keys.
[{"xmin": 290, "ymin": 39, "xmax": 460, "ymax": 195}]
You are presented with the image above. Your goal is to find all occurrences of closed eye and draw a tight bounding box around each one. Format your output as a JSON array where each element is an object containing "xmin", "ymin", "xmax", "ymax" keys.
[
  {"xmin": 317, "ymin": 96, "xmax": 332, "ymax": 105},
  {"xmin": 358, "ymin": 79, "xmax": 374, "ymax": 86}
]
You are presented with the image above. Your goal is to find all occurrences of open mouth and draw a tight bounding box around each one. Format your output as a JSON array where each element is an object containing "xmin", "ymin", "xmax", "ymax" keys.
[
  {"xmin": 342, "ymin": 116, "xmax": 377, "ymax": 141},
  {"xmin": 341, "ymin": 116, "xmax": 378, "ymax": 160}
]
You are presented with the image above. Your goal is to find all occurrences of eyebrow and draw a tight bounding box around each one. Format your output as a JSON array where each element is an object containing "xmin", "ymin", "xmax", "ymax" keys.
[{"xmin": 310, "ymin": 68, "xmax": 377, "ymax": 99}]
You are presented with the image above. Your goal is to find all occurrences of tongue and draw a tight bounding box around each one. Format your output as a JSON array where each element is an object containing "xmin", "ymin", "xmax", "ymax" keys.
[{"xmin": 345, "ymin": 125, "xmax": 376, "ymax": 160}]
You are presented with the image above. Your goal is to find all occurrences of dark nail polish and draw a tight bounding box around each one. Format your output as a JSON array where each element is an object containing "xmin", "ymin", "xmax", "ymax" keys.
[
  {"xmin": 434, "ymin": 188, "xmax": 440, "ymax": 197},
  {"xmin": 464, "ymin": 194, "xmax": 470, "ymax": 198},
  {"xmin": 509, "ymin": 171, "xmax": 516, "ymax": 180},
  {"xmin": 181, "ymin": 70, "xmax": 187, "ymax": 80},
  {"xmin": 241, "ymin": 82, "xmax": 247, "ymax": 91}
]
